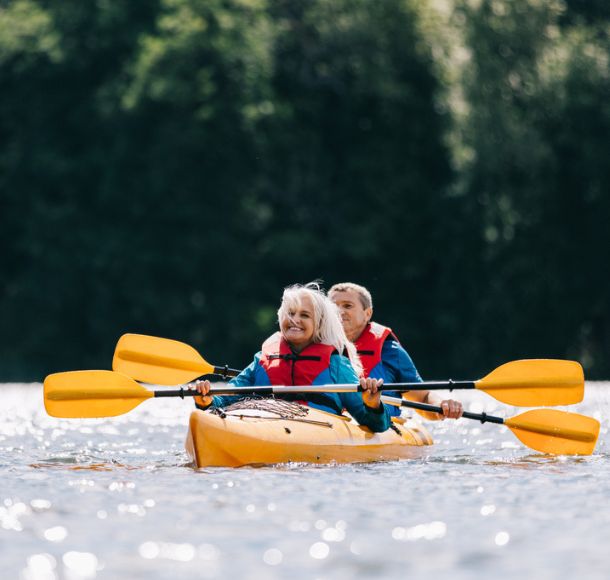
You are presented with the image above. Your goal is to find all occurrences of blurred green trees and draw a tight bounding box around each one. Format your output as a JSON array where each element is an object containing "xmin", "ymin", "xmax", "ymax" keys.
[{"xmin": 1, "ymin": 0, "xmax": 608, "ymax": 380}]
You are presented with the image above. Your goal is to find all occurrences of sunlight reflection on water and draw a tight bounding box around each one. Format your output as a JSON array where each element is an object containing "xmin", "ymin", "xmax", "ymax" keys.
[{"xmin": 0, "ymin": 382, "xmax": 609, "ymax": 579}]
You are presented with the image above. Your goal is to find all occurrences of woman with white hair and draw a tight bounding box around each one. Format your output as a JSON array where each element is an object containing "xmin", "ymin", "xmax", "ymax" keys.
[{"xmin": 193, "ymin": 283, "xmax": 391, "ymax": 432}]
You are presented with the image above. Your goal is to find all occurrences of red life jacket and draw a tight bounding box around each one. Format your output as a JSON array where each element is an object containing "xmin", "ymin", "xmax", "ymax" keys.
[
  {"xmin": 259, "ymin": 332, "xmax": 335, "ymax": 386},
  {"xmin": 354, "ymin": 322, "xmax": 400, "ymax": 378}
]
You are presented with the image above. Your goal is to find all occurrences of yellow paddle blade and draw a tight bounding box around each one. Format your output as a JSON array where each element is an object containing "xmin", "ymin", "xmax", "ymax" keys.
[
  {"xmin": 476, "ymin": 359, "xmax": 584, "ymax": 406},
  {"xmin": 505, "ymin": 409, "xmax": 600, "ymax": 455},
  {"xmin": 44, "ymin": 370, "xmax": 153, "ymax": 418},
  {"xmin": 113, "ymin": 333, "xmax": 214, "ymax": 385}
]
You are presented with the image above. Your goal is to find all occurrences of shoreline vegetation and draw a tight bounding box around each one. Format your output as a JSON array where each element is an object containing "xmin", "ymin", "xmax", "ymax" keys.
[{"xmin": 2, "ymin": 1, "xmax": 609, "ymax": 381}]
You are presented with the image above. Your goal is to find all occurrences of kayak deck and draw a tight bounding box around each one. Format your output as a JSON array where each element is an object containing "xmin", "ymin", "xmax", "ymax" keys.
[{"xmin": 185, "ymin": 401, "xmax": 433, "ymax": 468}]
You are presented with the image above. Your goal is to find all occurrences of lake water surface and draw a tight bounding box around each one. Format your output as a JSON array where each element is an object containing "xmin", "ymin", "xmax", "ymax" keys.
[{"xmin": 1, "ymin": 382, "xmax": 609, "ymax": 579}]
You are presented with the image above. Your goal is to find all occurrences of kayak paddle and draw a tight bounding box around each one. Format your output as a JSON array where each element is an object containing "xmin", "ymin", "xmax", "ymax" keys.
[
  {"xmin": 43, "ymin": 371, "xmax": 600, "ymax": 456},
  {"xmin": 381, "ymin": 396, "xmax": 599, "ymax": 456},
  {"xmin": 112, "ymin": 333, "xmax": 241, "ymax": 385},
  {"xmin": 112, "ymin": 333, "xmax": 584, "ymax": 407},
  {"xmin": 43, "ymin": 369, "xmax": 503, "ymax": 417}
]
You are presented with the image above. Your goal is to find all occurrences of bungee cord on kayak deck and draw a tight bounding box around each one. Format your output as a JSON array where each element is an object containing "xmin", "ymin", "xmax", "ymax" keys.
[
  {"xmin": 212, "ymin": 398, "xmax": 310, "ymax": 419},
  {"xmin": 210, "ymin": 398, "xmax": 334, "ymax": 428}
]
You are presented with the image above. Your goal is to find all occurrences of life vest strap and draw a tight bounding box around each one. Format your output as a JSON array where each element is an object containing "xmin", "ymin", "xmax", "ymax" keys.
[{"xmin": 268, "ymin": 354, "xmax": 321, "ymax": 362}]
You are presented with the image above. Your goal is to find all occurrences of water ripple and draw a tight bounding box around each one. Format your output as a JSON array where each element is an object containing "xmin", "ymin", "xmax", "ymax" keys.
[{"xmin": 1, "ymin": 382, "xmax": 609, "ymax": 579}]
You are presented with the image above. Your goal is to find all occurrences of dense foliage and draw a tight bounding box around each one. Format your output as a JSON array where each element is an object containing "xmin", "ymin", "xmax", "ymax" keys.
[{"xmin": 1, "ymin": 0, "xmax": 609, "ymax": 380}]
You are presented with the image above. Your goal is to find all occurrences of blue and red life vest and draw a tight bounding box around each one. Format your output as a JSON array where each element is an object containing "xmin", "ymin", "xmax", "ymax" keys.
[
  {"xmin": 355, "ymin": 322, "xmax": 399, "ymax": 379},
  {"xmin": 255, "ymin": 332, "xmax": 342, "ymax": 413},
  {"xmin": 259, "ymin": 332, "xmax": 335, "ymax": 386}
]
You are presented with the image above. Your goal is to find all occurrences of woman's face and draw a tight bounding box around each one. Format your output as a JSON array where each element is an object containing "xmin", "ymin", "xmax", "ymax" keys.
[{"xmin": 281, "ymin": 295, "xmax": 316, "ymax": 351}]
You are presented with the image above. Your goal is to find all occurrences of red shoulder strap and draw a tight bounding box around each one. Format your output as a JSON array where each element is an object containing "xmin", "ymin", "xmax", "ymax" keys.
[{"xmin": 355, "ymin": 322, "xmax": 397, "ymax": 377}]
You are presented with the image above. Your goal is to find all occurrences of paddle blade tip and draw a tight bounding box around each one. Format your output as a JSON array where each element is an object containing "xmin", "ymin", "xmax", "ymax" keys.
[
  {"xmin": 506, "ymin": 409, "xmax": 600, "ymax": 456},
  {"xmin": 112, "ymin": 333, "xmax": 212, "ymax": 384},
  {"xmin": 479, "ymin": 359, "xmax": 585, "ymax": 406}
]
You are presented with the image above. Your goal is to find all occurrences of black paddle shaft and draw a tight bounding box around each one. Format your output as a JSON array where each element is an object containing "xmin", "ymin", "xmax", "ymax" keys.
[
  {"xmin": 383, "ymin": 380, "xmax": 475, "ymax": 391},
  {"xmin": 211, "ymin": 365, "xmax": 241, "ymax": 378},
  {"xmin": 397, "ymin": 399, "xmax": 504, "ymax": 425}
]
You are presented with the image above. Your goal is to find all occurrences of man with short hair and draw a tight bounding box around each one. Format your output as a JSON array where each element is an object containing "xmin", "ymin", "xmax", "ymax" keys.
[{"xmin": 329, "ymin": 282, "xmax": 463, "ymax": 420}]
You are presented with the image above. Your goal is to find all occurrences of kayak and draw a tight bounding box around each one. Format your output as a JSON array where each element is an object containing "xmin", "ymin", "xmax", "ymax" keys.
[{"xmin": 184, "ymin": 399, "xmax": 433, "ymax": 468}]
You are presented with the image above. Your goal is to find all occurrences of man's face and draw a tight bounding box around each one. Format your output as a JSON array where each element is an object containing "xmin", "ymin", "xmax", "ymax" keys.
[{"xmin": 330, "ymin": 289, "xmax": 372, "ymax": 342}]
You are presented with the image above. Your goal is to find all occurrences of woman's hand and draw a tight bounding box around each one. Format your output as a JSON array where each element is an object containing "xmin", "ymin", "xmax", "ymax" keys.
[
  {"xmin": 438, "ymin": 398, "xmax": 463, "ymax": 420},
  {"xmin": 192, "ymin": 379, "xmax": 213, "ymax": 408},
  {"xmin": 360, "ymin": 377, "xmax": 383, "ymax": 410}
]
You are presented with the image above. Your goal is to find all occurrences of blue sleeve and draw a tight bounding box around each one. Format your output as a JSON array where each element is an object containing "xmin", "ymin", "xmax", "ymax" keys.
[
  {"xmin": 381, "ymin": 339, "xmax": 422, "ymax": 383},
  {"xmin": 381, "ymin": 339, "xmax": 422, "ymax": 416},
  {"xmin": 331, "ymin": 356, "xmax": 391, "ymax": 433},
  {"xmin": 228, "ymin": 355, "xmax": 259, "ymax": 387},
  {"xmin": 195, "ymin": 353, "xmax": 259, "ymax": 410}
]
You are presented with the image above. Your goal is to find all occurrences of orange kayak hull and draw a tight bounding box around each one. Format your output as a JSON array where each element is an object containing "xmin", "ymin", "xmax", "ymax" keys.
[{"xmin": 185, "ymin": 406, "xmax": 433, "ymax": 468}]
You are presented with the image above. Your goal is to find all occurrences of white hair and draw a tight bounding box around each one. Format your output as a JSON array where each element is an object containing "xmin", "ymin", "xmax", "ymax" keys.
[{"xmin": 277, "ymin": 282, "xmax": 363, "ymax": 376}]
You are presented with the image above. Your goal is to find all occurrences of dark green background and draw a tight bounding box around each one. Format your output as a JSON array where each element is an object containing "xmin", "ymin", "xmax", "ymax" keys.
[{"xmin": 1, "ymin": 0, "xmax": 609, "ymax": 380}]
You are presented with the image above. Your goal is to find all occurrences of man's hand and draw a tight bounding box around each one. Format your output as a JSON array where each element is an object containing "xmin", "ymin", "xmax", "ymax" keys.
[{"xmin": 438, "ymin": 398, "xmax": 463, "ymax": 419}]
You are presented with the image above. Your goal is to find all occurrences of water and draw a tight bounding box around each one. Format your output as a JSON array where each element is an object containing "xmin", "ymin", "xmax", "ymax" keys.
[{"xmin": 1, "ymin": 383, "xmax": 609, "ymax": 580}]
